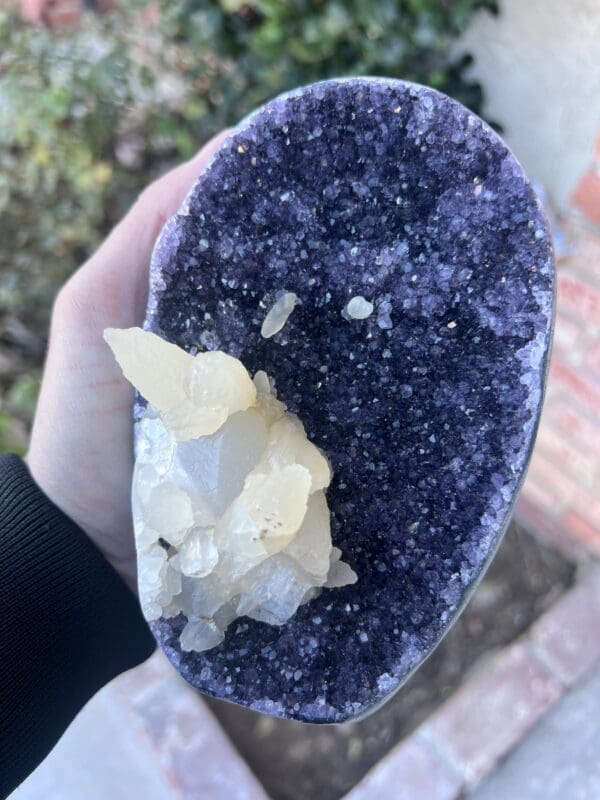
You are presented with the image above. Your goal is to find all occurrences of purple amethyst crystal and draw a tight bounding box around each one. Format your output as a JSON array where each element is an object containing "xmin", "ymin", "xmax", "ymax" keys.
[{"xmin": 141, "ymin": 78, "xmax": 554, "ymax": 722}]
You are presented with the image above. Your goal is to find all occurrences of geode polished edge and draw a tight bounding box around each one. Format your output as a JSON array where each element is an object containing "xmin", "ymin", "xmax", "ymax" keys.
[{"xmin": 139, "ymin": 77, "xmax": 554, "ymax": 723}]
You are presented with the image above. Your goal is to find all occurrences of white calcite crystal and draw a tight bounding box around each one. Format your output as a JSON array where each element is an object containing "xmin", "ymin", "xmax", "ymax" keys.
[
  {"xmin": 104, "ymin": 327, "xmax": 357, "ymax": 652},
  {"xmin": 344, "ymin": 296, "xmax": 374, "ymax": 320},
  {"xmin": 260, "ymin": 291, "xmax": 299, "ymax": 338}
]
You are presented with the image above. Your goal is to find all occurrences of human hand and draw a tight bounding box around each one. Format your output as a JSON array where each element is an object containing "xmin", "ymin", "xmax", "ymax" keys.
[{"xmin": 26, "ymin": 131, "xmax": 230, "ymax": 590}]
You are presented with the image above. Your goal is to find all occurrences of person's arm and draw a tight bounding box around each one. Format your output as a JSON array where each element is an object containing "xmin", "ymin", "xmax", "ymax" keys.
[
  {"xmin": 0, "ymin": 131, "xmax": 229, "ymax": 798},
  {"xmin": 0, "ymin": 454, "xmax": 154, "ymax": 799}
]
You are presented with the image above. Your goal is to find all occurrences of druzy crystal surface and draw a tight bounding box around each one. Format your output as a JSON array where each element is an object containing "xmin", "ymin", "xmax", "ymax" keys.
[
  {"xmin": 139, "ymin": 78, "xmax": 554, "ymax": 722},
  {"xmin": 105, "ymin": 328, "xmax": 356, "ymax": 651}
]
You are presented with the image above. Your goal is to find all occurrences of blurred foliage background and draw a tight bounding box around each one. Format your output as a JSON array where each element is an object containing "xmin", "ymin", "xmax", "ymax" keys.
[{"xmin": 0, "ymin": 0, "xmax": 496, "ymax": 451}]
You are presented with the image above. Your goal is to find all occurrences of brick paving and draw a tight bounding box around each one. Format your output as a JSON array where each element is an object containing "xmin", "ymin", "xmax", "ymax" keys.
[
  {"xmin": 420, "ymin": 644, "xmax": 562, "ymax": 787},
  {"xmin": 529, "ymin": 567, "xmax": 600, "ymax": 687},
  {"xmin": 344, "ymin": 737, "xmax": 463, "ymax": 800},
  {"xmin": 109, "ymin": 654, "xmax": 269, "ymax": 800},
  {"xmin": 17, "ymin": 564, "xmax": 598, "ymax": 800},
  {"xmin": 469, "ymin": 666, "xmax": 600, "ymax": 800}
]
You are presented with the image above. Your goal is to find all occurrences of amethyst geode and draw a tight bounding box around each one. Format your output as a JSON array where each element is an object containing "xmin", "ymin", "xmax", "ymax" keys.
[{"xmin": 141, "ymin": 78, "xmax": 554, "ymax": 722}]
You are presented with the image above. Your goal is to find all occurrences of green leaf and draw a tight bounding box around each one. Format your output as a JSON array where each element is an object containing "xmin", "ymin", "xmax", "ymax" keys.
[{"xmin": 7, "ymin": 374, "xmax": 40, "ymax": 424}]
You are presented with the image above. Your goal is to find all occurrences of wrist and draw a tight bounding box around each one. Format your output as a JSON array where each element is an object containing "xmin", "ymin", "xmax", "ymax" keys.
[{"xmin": 25, "ymin": 450, "xmax": 137, "ymax": 592}]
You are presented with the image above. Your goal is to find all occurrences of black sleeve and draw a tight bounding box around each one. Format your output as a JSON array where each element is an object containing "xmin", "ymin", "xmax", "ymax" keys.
[{"xmin": 0, "ymin": 454, "xmax": 155, "ymax": 798}]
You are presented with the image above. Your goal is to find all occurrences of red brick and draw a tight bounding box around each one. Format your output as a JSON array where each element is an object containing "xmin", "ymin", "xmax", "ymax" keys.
[
  {"xmin": 561, "ymin": 230, "xmax": 600, "ymax": 285},
  {"xmin": 521, "ymin": 475, "xmax": 564, "ymax": 518},
  {"xmin": 548, "ymin": 361, "xmax": 600, "ymax": 417},
  {"xmin": 516, "ymin": 472, "xmax": 600, "ymax": 556},
  {"xmin": 547, "ymin": 399, "xmax": 600, "ymax": 454},
  {"xmin": 516, "ymin": 495, "xmax": 579, "ymax": 557},
  {"xmin": 584, "ymin": 341, "xmax": 600, "ymax": 379},
  {"xmin": 517, "ymin": 496, "xmax": 599, "ymax": 562},
  {"xmin": 345, "ymin": 737, "xmax": 463, "ymax": 800},
  {"xmin": 525, "ymin": 452, "xmax": 577, "ymax": 507},
  {"xmin": 530, "ymin": 568, "xmax": 600, "ymax": 685},
  {"xmin": 557, "ymin": 273, "xmax": 600, "ymax": 327},
  {"xmin": 569, "ymin": 486, "xmax": 600, "ymax": 531},
  {"xmin": 552, "ymin": 313, "xmax": 584, "ymax": 357},
  {"xmin": 534, "ymin": 426, "xmax": 597, "ymax": 488},
  {"xmin": 562, "ymin": 511, "xmax": 600, "ymax": 555},
  {"xmin": 571, "ymin": 171, "xmax": 600, "ymax": 227},
  {"xmin": 422, "ymin": 643, "xmax": 562, "ymax": 785}
]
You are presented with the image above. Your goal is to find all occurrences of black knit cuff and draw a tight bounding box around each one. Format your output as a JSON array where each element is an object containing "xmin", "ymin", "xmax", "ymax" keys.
[{"xmin": 0, "ymin": 454, "xmax": 155, "ymax": 798}]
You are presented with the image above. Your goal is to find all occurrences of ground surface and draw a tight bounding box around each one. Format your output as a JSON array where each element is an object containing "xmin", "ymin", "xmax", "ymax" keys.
[{"xmin": 470, "ymin": 666, "xmax": 600, "ymax": 800}]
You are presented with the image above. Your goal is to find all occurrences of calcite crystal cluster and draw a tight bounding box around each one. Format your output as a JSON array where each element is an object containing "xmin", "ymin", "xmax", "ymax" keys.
[
  {"xmin": 105, "ymin": 327, "xmax": 356, "ymax": 652},
  {"xmin": 128, "ymin": 78, "xmax": 553, "ymax": 722}
]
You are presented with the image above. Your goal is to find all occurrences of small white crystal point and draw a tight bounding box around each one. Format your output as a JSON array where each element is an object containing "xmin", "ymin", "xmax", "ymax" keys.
[
  {"xmin": 344, "ymin": 296, "xmax": 374, "ymax": 320},
  {"xmin": 325, "ymin": 559, "xmax": 358, "ymax": 588},
  {"xmin": 143, "ymin": 482, "xmax": 194, "ymax": 546},
  {"xmin": 253, "ymin": 370, "xmax": 271, "ymax": 394},
  {"xmin": 178, "ymin": 527, "xmax": 219, "ymax": 577},
  {"xmin": 254, "ymin": 371, "xmax": 286, "ymax": 425},
  {"xmin": 180, "ymin": 618, "xmax": 224, "ymax": 652},
  {"xmin": 106, "ymin": 326, "xmax": 357, "ymax": 653},
  {"xmin": 261, "ymin": 292, "xmax": 299, "ymax": 338}
]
